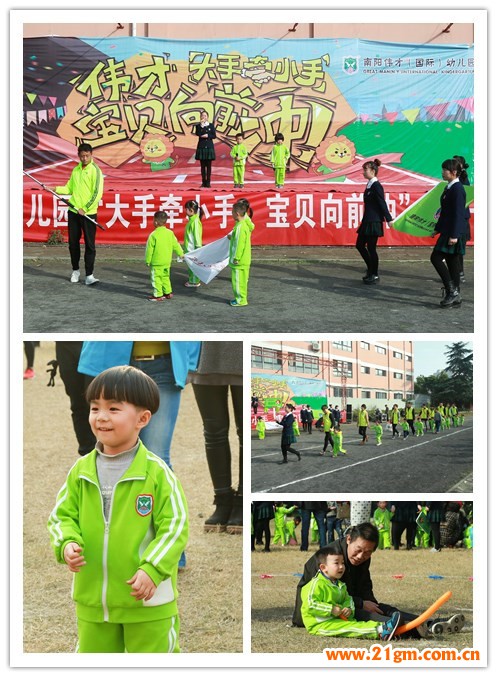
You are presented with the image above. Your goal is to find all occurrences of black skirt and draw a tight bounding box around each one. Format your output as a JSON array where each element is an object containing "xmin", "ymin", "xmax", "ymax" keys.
[
  {"xmin": 357, "ymin": 220, "xmax": 384, "ymax": 237},
  {"xmin": 195, "ymin": 145, "xmax": 216, "ymax": 161}
]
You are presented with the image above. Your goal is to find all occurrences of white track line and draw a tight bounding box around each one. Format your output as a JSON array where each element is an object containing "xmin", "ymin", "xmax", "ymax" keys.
[{"xmin": 257, "ymin": 427, "xmax": 472, "ymax": 492}]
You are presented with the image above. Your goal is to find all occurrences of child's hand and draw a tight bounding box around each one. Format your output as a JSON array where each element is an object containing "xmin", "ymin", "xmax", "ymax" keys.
[
  {"xmin": 233, "ymin": 259, "xmax": 239, "ymax": 265},
  {"xmin": 340, "ymin": 607, "xmax": 352, "ymax": 619},
  {"xmin": 127, "ymin": 569, "xmax": 157, "ymax": 601},
  {"xmin": 63, "ymin": 542, "xmax": 86, "ymax": 572}
]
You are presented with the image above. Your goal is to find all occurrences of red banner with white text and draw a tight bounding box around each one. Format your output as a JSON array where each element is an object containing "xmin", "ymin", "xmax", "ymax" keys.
[{"xmin": 23, "ymin": 185, "xmax": 474, "ymax": 247}]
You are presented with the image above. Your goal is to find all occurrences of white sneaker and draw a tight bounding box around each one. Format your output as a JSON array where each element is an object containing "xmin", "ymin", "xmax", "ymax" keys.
[
  {"xmin": 85, "ymin": 274, "xmax": 99, "ymax": 286},
  {"xmin": 70, "ymin": 270, "xmax": 80, "ymax": 283}
]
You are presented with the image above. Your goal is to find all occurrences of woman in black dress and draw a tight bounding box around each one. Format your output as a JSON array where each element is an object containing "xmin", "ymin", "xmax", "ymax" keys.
[
  {"xmin": 430, "ymin": 158, "xmax": 467, "ymax": 307},
  {"xmin": 276, "ymin": 403, "xmax": 301, "ymax": 464},
  {"xmin": 453, "ymin": 155, "xmax": 471, "ymax": 284},
  {"xmin": 194, "ymin": 110, "xmax": 216, "ymax": 188},
  {"xmin": 356, "ymin": 159, "xmax": 393, "ymax": 284}
]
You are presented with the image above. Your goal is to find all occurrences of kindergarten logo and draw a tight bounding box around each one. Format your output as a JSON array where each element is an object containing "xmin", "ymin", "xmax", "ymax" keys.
[
  {"xmin": 343, "ymin": 56, "xmax": 359, "ymax": 75},
  {"xmin": 136, "ymin": 494, "xmax": 153, "ymax": 516}
]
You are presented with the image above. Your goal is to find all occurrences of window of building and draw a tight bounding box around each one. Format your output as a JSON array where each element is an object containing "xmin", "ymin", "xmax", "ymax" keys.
[
  {"xmin": 375, "ymin": 345, "xmax": 387, "ymax": 355},
  {"xmin": 333, "ymin": 340, "xmax": 353, "ymax": 352},
  {"xmin": 393, "ymin": 372, "xmax": 403, "ymax": 379},
  {"xmin": 288, "ymin": 352, "xmax": 319, "ymax": 375},
  {"xmin": 376, "ymin": 392, "xmax": 387, "ymax": 399},
  {"xmin": 393, "ymin": 351, "xmax": 402, "ymax": 359},
  {"xmin": 406, "ymin": 374, "xmax": 413, "ymax": 381},
  {"xmin": 375, "ymin": 368, "xmax": 387, "ymax": 377},
  {"xmin": 251, "ymin": 346, "xmax": 282, "ymax": 370},
  {"xmin": 361, "ymin": 390, "xmax": 371, "ymax": 398},
  {"xmin": 333, "ymin": 387, "xmax": 354, "ymax": 398},
  {"xmin": 360, "ymin": 341, "xmax": 370, "ymax": 350},
  {"xmin": 406, "ymin": 355, "xmax": 412, "ymax": 362},
  {"xmin": 360, "ymin": 365, "xmax": 371, "ymax": 374},
  {"xmin": 394, "ymin": 393, "xmax": 404, "ymax": 400},
  {"xmin": 333, "ymin": 360, "xmax": 353, "ymax": 378}
]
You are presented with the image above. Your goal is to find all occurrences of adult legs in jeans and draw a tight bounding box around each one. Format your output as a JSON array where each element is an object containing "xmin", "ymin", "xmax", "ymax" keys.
[
  {"xmin": 326, "ymin": 516, "xmax": 338, "ymax": 544},
  {"xmin": 56, "ymin": 341, "xmax": 95, "ymax": 455},
  {"xmin": 314, "ymin": 511, "xmax": 327, "ymax": 547},
  {"xmin": 131, "ymin": 356, "xmax": 183, "ymax": 564},
  {"xmin": 131, "ymin": 356, "xmax": 182, "ymax": 469},
  {"xmin": 192, "ymin": 384, "xmax": 243, "ymax": 532}
]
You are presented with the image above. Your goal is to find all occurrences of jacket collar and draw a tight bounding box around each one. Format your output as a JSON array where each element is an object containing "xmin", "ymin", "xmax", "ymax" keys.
[{"xmin": 77, "ymin": 439, "xmax": 149, "ymax": 482}]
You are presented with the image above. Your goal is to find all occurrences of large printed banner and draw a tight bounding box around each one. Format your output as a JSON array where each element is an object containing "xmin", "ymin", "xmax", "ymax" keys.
[
  {"xmin": 24, "ymin": 35, "xmax": 474, "ymax": 244},
  {"xmin": 251, "ymin": 373, "xmax": 327, "ymax": 412},
  {"xmin": 23, "ymin": 186, "xmax": 474, "ymax": 246}
]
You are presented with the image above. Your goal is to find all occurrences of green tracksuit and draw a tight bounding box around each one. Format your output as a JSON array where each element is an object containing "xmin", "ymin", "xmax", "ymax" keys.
[
  {"xmin": 183, "ymin": 214, "xmax": 202, "ymax": 284},
  {"xmin": 373, "ymin": 507, "xmax": 393, "ymax": 549},
  {"xmin": 371, "ymin": 423, "xmax": 383, "ymax": 444},
  {"xmin": 332, "ymin": 430, "xmax": 347, "ymax": 457},
  {"xmin": 285, "ymin": 517, "xmax": 298, "ymax": 543},
  {"xmin": 55, "ymin": 160, "xmax": 104, "ymax": 215},
  {"xmin": 415, "ymin": 507, "xmax": 431, "ymax": 548},
  {"xmin": 271, "ymin": 143, "xmax": 290, "ymax": 186},
  {"xmin": 229, "ymin": 217, "xmax": 252, "ymax": 306},
  {"xmin": 273, "ymin": 506, "xmax": 296, "ymax": 545},
  {"xmin": 293, "ymin": 419, "xmax": 300, "ymax": 436},
  {"xmin": 415, "ymin": 420, "xmax": 424, "ymax": 436},
  {"xmin": 230, "ymin": 142, "xmax": 248, "ymax": 186},
  {"xmin": 47, "ymin": 442, "xmax": 188, "ymax": 652},
  {"xmin": 256, "ymin": 419, "xmax": 266, "ymax": 439},
  {"xmin": 301, "ymin": 572, "xmax": 381, "ymax": 638},
  {"xmin": 145, "ymin": 226, "xmax": 184, "ymax": 297}
]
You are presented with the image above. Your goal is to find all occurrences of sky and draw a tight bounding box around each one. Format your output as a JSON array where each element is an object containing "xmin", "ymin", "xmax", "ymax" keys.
[{"xmin": 413, "ymin": 341, "xmax": 473, "ymax": 379}]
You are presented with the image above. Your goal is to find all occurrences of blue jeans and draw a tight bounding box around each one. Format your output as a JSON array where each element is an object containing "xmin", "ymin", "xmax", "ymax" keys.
[
  {"xmin": 326, "ymin": 516, "xmax": 339, "ymax": 544},
  {"xmin": 300, "ymin": 510, "xmax": 327, "ymax": 551},
  {"xmin": 130, "ymin": 355, "xmax": 182, "ymax": 468},
  {"xmin": 131, "ymin": 355, "xmax": 184, "ymax": 565}
]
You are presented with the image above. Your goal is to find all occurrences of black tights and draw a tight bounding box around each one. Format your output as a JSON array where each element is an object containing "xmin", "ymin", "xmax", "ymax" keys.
[
  {"xmin": 356, "ymin": 232, "xmax": 379, "ymax": 275},
  {"xmin": 192, "ymin": 384, "xmax": 243, "ymax": 494},
  {"xmin": 200, "ymin": 160, "xmax": 212, "ymax": 186},
  {"xmin": 430, "ymin": 249, "xmax": 460, "ymax": 288}
]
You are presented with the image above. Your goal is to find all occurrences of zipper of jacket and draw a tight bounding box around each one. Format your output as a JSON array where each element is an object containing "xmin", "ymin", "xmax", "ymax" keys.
[{"xmin": 102, "ymin": 475, "xmax": 145, "ymax": 622}]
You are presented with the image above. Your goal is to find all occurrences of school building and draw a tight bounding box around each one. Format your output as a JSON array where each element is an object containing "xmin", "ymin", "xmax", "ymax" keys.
[{"xmin": 251, "ymin": 340, "xmax": 415, "ymax": 412}]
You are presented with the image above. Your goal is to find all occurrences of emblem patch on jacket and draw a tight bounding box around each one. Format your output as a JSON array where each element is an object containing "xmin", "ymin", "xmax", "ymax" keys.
[{"xmin": 136, "ymin": 494, "xmax": 153, "ymax": 516}]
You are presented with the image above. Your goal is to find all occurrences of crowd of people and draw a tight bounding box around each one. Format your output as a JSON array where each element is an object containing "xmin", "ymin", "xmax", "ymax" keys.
[{"xmin": 251, "ymin": 500, "xmax": 472, "ymax": 553}]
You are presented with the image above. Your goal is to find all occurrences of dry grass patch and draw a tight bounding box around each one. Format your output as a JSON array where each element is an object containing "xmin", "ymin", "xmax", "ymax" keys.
[{"xmin": 252, "ymin": 545, "xmax": 473, "ymax": 653}]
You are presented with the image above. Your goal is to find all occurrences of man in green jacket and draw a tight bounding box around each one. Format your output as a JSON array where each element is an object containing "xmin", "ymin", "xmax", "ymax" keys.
[{"xmin": 47, "ymin": 143, "xmax": 104, "ymax": 285}]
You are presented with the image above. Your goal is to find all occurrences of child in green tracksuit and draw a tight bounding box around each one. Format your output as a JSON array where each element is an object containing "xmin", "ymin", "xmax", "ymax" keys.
[
  {"xmin": 256, "ymin": 416, "xmax": 266, "ymax": 439},
  {"xmin": 286, "ymin": 514, "xmax": 301, "ymax": 545},
  {"xmin": 230, "ymin": 133, "xmax": 249, "ymax": 189},
  {"xmin": 47, "ymin": 365, "xmax": 189, "ymax": 653},
  {"xmin": 301, "ymin": 544, "xmax": 400, "ymax": 639},
  {"xmin": 228, "ymin": 201, "xmax": 252, "ymax": 307},
  {"xmin": 332, "ymin": 425, "xmax": 347, "ymax": 457},
  {"xmin": 320, "ymin": 405, "xmax": 333, "ymax": 455},
  {"xmin": 401, "ymin": 420, "xmax": 409, "ymax": 439},
  {"xmin": 145, "ymin": 210, "xmax": 184, "ymax": 300},
  {"xmin": 415, "ymin": 416, "xmax": 424, "ymax": 437},
  {"xmin": 272, "ymin": 503, "xmax": 298, "ymax": 545},
  {"xmin": 373, "ymin": 501, "xmax": 394, "ymax": 549},
  {"xmin": 183, "ymin": 200, "xmax": 203, "ymax": 287},
  {"xmin": 371, "ymin": 421, "xmax": 383, "ymax": 446},
  {"xmin": 415, "ymin": 506, "xmax": 431, "ymax": 548},
  {"xmin": 271, "ymin": 132, "xmax": 290, "ymax": 189}
]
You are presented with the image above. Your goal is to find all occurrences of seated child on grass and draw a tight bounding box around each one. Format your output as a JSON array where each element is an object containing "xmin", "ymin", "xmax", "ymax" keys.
[{"xmin": 301, "ymin": 543, "xmax": 400, "ymax": 640}]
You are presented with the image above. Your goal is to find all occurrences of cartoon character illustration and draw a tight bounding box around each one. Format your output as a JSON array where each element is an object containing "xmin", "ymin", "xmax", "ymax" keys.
[
  {"xmin": 315, "ymin": 135, "xmax": 356, "ymax": 171},
  {"xmin": 140, "ymin": 133, "xmax": 175, "ymax": 171}
]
